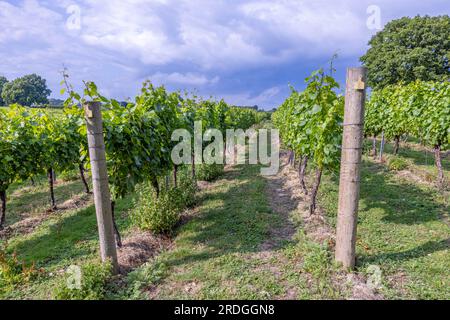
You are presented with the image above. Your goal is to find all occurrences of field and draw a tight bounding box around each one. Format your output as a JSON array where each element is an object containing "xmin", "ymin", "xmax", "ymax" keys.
[{"xmin": 1, "ymin": 137, "xmax": 448, "ymax": 300}]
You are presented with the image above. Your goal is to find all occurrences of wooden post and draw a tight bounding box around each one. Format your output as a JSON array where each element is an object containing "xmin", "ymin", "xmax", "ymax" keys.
[
  {"xmin": 372, "ymin": 137, "xmax": 377, "ymax": 158},
  {"xmin": 84, "ymin": 101, "xmax": 119, "ymax": 274},
  {"xmin": 335, "ymin": 67, "xmax": 367, "ymax": 270},
  {"xmin": 379, "ymin": 131, "xmax": 385, "ymax": 161}
]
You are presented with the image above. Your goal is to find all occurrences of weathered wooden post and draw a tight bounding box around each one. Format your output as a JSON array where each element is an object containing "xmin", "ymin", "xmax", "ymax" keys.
[
  {"xmin": 335, "ymin": 67, "xmax": 367, "ymax": 270},
  {"xmin": 84, "ymin": 101, "xmax": 119, "ymax": 274},
  {"xmin": 379, "ymin": 131, "xmax": 385, "ymax": 161}
]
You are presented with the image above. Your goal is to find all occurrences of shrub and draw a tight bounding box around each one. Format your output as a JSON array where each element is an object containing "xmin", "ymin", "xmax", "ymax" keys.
[
  {"xmin": 53, "ymin": 261, "xmax": 112, "ymax": 300},
  {"xmin": 132, "ymin": 172, "xmax": 196, "ymax": 234},
  {"xmin": 0, "ymin": 245, "xmax": 40, "ymax": 294},
  {"xmin": 387, "ymin": 156, "xmax": 409, "ymax": 171},
  {"xmin": 58, "ymin": 167, "xmax": 81, "ymax": 182},
  {"xmin": 175, "ymin": 171, "xmax": 197, "ymax": 208},
  {"xmin": 133, "ymin": 189, "xmax": 180, "ymax": 234},
  {"xmin": 196, "ymin": 164, "xmax": 224, "ymax": 181}
]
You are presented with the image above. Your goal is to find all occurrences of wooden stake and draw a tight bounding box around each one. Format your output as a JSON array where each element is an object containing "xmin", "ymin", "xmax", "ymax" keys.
[
  {"xmin": 84, "ymin": 101, "xmax": 119, "ymax": 274},
  {"xmin": 379, "ymin": 131, "xmax": 385, "ymax": 161},
  {"xmin": 335, "ymin": 67, "xmax": 367, "ymax": 270},
  {"xmin": 434, "ymin": 144, "xmax": 444, "ymax": 189}
]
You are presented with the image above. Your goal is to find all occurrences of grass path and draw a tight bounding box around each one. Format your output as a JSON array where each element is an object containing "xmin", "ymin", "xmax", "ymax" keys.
[
  {"xmin": 138, "ymin": 163, "xmax": 353, "ymax": 300},
  {"xmin": 144, "ymin": 164, "xmax": 299, "ymax": 299},
  {"xmin": 136, "ymin": 147, "xmax": 449, "ymax": 300}
]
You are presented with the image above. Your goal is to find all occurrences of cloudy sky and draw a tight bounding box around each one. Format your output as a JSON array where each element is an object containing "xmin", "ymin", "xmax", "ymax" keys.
[{"xmin": 0, "ymin": 0, "xmax": 448, "ymax": 109}]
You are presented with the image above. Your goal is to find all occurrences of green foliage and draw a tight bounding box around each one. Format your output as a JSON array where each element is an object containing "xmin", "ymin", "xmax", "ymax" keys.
[
  {"xmin": 253, "ymin": 119, "xmax": 274, "ymax": 131},
  {"xmin": 301, "ymin": 242, "xmax": 332, "ymax": 279},
  {"xmin": 0, "ymin": 105, "xmax": 86, "ymax": 216},
  {"xmin": 227, "ymin": 107, "xmax": 259, "ymax": 130},
  {"xmin": 174, "ymin": 171, "xmax": 198, "ymax": 208},
  {"xmin": 0, "ymin": 110, "xmax": 15, "ymax": 193},
  {"xmin": 132, "ymin": 173, "xmax": 196, "ymax": 234},
  {"xmin": 255, "ymin": 111, "xmax": 271, "ymax": 123},
  {"xmin": 53, "ymin": 261, "xmax": 112, "ymax": 300},
  {"xmin": 273, "ymin": 68, "xmax": 343, "ymax": 170},
  {"xmin": 361, "ymin": 15, "xmax": 450, "ymax": 89},
  {"xmin": 58, "ymin": 167, "xmax": 82, "ymax": 182},
  {"xmin": 419, "ymin": 82, "xmax": 450, "ymax": 149},
  {"xmin": 0, "ymin": 76, "xmax": 8, "ymax": 105},
  {"xmin": 1, "ymin": 74, "xmax": 51, "ymax": 106},
  {"xmin": 1, "ymin": 78, "xmax": 263, "ymax": 230},
  {"xmin": 63, "ymin": 81, "xmax": 255, "ymax": 203},
  {"xmin": 123, "ymin": 259, "xmax": 168, "ymax": 299},
  {"xmin": 364, "ymin": 89, "xmax": 387, "ymax": 137},
  {"xmin": 132, "ymin": 188, "xmax": 180, "ymax": 234},
  {"xmin": 0, "ymin": 244, "xmax": 40, "ymax": 294},
  {"xmin": 387, "ymin": 156, "xmax": 409, "ymax": 171},
  {"xmin": 0, "ymin": 106, "xmax": 48, "ymax": 193},
  {"xmin": 196, "ymin": 164, "xmax": 224, "ymax": 182},
  {"xmin": 365, "ymin": 80, "xmax": 448, "ymax": 186},
  {"xmin": 365, "ymin": 81, "xmax": 450, "ymax": 150}
]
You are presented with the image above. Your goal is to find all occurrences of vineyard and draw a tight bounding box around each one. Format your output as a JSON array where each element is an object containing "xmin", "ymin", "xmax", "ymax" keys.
[
  {"xmin": 0, "ymin": 65, "xmax": 448, "ymax": 300},
  {"xmin": 0, "ymin": 83, "xmax": 266, "ymax": 231},
  {"xmin": 365, "ymin": 81, "xmax": 450, "ymax": 187},
  {"xmin": 273, "ymin": 70, "xmax": 450, "ymax": 199},
  {"xmin": 1, "ymin": 0, "xmax": 450, "ymax": 309}
]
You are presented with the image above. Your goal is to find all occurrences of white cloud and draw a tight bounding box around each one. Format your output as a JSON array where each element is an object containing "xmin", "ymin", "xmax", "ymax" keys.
[
  {"xmin": 0, "ymin": 0, "xmax": 448, "ymax": 106},
  {"xmin": 148, "ymin": 72, "xmax": 219, "ymax": 86},
  {"xmin": 0, "ymin": 0, "xmax": 62, "ymax": 43},
  {"xmin": 69, "ymin": 0, "xmax": 372, "ymax": 70},
  {"xmin": 239, "ymin": 0, "xmax": 368, "ymax": 56}
]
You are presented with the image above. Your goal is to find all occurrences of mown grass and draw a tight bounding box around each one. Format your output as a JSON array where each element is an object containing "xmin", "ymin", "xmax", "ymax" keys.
[
  {"xmin": 366, "ymin": 138, "xmax": 450, "ymax": 181},
  {"xmin": 0, "ymin": 176, "xmax": 136, "ymax": 299},
  {"xmin": 117, "ymin": 164, "xmax": 348, "ymax": 300},
  {"xmin": 6, "ymin": 177, "xmax": 85, "ymax": 226},
  {"xmin": 125, "ymin": 164, "xmax": 286, "ymax": 299},
  {"xmin": 319, "ymin": 142, "xmax": 449, "ymax": 299}
]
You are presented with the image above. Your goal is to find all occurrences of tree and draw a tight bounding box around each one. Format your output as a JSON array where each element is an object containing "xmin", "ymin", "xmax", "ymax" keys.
[
  {"xmin": 1, "ymin": 74, "xmax": 51, "ymax": 106},
  {"xmin": 0, "ymin": 76, "xmax": 8, "ymax": 106},
  {"xmin": 361, "ymin": 15, "xmax": 450, "ymax": 89}
]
